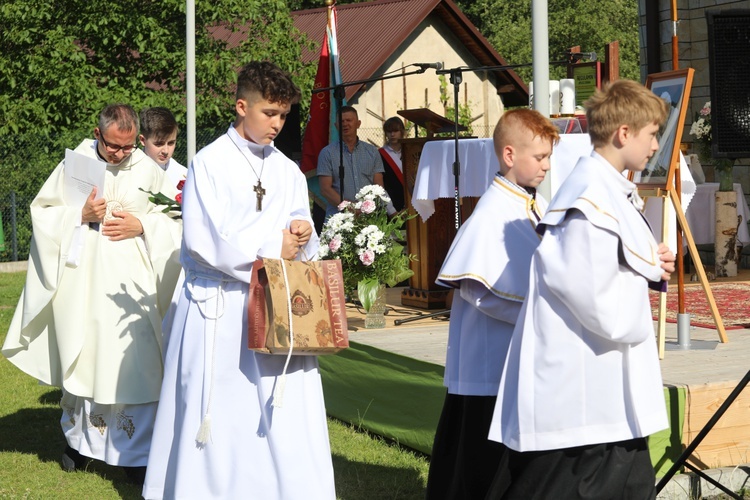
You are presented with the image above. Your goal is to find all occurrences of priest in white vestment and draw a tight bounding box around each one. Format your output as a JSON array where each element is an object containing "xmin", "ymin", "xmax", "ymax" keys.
[
  {"xmin": 425, "ymin": 109, "xmax": 560, "ymax": 500},
  {"xmin": 487, "ymin": 80, "xmax": 676, "ymax": 499},
  {"xmin": 143, "ymin": 61, "xmax": 335, "ymax": 500},
  {"xmin": 2, "ymin": 104, "xmax": 182, "ymax": 484}
]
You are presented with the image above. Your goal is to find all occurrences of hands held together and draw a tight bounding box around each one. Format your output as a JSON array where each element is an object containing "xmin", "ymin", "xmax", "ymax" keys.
[
  {"xmin": 281, "ymin": 220, "xmax": 313, "ymax": 260},
  {"xmin": 81, "ymin": 187, "xmax": 143, "ymax": 241}
]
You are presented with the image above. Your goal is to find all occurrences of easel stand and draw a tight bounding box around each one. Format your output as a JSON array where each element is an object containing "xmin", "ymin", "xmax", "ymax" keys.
[
  {"xmin": 641, "ymin": 185, "xmax": 728, "ymax": 359},
  {"xmin": 655, "ymin": 369, "xmax": 750, "ymax": 498}
]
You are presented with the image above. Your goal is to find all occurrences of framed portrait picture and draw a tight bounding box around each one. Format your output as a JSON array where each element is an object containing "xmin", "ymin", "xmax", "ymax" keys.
[{"xmin": 632, "ymin": 68, "xmax": 694, "ymax": 188}]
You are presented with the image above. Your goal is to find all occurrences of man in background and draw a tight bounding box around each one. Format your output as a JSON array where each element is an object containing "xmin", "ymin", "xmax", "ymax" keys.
[{"xmin": 317, "ymin": 105, "xmax": 384, "ymax": 218}]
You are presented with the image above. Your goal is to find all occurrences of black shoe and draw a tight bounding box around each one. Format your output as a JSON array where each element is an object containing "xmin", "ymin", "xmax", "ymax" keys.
[
  {"xmin": 123, "ymin": 466, "xmax": 147, "ymax": 487},
  {"xmin": 61, "ymin": 445, "xmax": 87, "ymax": 472}
]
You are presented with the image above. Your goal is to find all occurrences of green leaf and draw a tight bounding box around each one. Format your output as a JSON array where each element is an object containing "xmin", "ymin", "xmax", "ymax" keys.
[{"xmin": 357, "ymin": 278, "xmax": 380, "ymax": 312}]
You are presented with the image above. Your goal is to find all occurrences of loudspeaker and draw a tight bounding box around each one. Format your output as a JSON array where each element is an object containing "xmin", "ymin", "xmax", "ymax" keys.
[
  {"xmin": 706, "ymin": 9, "xmax": 750, "ymax": 159},
  {"xmin": 274, "ymin": 103, "xmax": 302, "ymax": 161}
]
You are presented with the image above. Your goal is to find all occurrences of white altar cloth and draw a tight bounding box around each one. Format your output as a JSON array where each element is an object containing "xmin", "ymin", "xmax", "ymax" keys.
[{"xmin": 684, "ymin": 182, "xmax": 750, "ymax": 246}]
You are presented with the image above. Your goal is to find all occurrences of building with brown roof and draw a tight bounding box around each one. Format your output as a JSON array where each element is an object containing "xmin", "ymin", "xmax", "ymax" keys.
[{"xmin": 292, "ymin": 0, "xmax": 528, "ymax": 140}]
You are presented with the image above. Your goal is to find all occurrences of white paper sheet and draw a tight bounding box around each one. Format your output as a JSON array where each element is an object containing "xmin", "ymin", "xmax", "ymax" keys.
[
  {"xmin": 63, "ymin": 148, "xmax": 105, "ymax": 267},
  {"xmin": 63, "ymin": 148, "xmax": 105, "ymax": 208}
]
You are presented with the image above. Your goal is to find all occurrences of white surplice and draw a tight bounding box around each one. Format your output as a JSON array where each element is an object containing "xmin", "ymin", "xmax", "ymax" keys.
[
  {"xmin": 436, "ymin": 175, "xmax": 546, "ymax": 396},
  {"xmin": 162, "ymin": 158, "xmax": 187, "ymax": 189},
  {"xmin": 2, "ymin": 139, "xmax": 182, "ymax": 465},
  {"xmin": 489, "ymin": 153, "xmax": 668, "ymax": 452},
  {"xmin": 143, "ymin": 126, "xmax": 335, "ymax": 500}
]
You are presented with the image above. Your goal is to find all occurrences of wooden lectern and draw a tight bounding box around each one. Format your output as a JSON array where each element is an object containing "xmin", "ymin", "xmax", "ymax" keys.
[{"xmin": 397, "ymin": 109, "xmax": 476, "ymax": 309}]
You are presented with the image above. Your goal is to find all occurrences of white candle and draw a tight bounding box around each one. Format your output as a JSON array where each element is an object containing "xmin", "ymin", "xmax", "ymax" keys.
[
  {"xmin": 561, "ymin": 79, "xmax": 576, "ymax": 116},
  {"xmin": 549, "ymin": 80, "xmax": 560, "ymax": 116}
]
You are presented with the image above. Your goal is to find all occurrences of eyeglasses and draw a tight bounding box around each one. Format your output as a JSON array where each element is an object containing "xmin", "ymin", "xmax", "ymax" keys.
[{"xmin": 99, "ymin": 133, "xmax": 137, "ymax": 154}]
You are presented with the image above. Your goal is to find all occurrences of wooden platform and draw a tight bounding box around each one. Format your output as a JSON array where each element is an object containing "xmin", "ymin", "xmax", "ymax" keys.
[{"xmin": 346, "ymin": 276, "xmax": 750, "ymax": 471}]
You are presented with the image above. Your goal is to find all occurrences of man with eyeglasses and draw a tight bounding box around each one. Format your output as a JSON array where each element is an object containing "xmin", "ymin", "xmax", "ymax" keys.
[{"xmin": 2, "ymin": 103, "xmax": 182, "ymax": 486}]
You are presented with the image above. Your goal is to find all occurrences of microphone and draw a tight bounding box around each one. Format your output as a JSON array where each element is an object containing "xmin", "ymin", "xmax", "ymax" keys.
[
  {"xmin": 414, "ymin": 62, "xmax": 443, "ymax": 71},
  {"xmin": 565, "ymin": 51, "xmax": 597, "ymax": 62}
]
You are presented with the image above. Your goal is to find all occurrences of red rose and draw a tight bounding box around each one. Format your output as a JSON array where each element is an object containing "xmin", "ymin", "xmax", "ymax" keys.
[
  {"xmin": 175, "ymin": 192, "xmax": 183, "ymax": 204},
  {"xmin": 177, "ymin": 179, "xmax": 186, "ymax": 190}
]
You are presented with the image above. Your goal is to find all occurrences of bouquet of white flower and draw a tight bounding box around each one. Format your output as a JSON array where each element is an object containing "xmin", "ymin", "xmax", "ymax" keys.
[{"xmin": 318, "ymin": 185, "xmax": 415, "ymax": 310}]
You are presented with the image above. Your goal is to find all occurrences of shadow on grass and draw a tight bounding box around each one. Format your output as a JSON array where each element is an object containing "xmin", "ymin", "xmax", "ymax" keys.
[
  {"xmin": 332, "ymin": 453, "xmax": 427, "ymax": 500},
  {"xmin": 0, "ymin": 391, "xmax": 143, "ymax": 499}
]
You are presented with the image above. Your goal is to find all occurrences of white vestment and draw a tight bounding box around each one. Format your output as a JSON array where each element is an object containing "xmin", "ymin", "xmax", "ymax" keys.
[
  {"xmin": 162, "ymin": 158, "xmax": 187, "ymax": 189},
  {"xmin": 143, "ymin": 127, "xmax": 335, "ymax": 500},
  {"xmin": 436, "ymin": 175, "xmax": 546, "ymax": 396},
  {"xmin": 489, "ymin": 153, "xmax": 668, "ymax": 452},
  {"xmin": 2, "ymin": 139, "xmax": 182, "ymax": 465}
]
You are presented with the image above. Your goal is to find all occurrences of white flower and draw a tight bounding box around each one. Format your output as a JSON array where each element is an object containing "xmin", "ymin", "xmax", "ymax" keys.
[
  {"xmin": 355, "ymin": 225, "xmax": 384, "ymax": 249},
  {"xmin": 318, "ymin": 245, "xmax": 330, "ymax": 258},
  {"xmin": 355, "ymin": 184, "xmax": 391, "ymax": 204},
  {"xmin": 324, "ymin": 212, "xmax": 354, "ymax": 235}
]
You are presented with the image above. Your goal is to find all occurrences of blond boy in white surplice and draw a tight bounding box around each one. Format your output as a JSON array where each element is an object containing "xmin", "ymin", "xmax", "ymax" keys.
[{"xmin": 488, "ymin": 79, "xmax": 676, "ymax": 499}]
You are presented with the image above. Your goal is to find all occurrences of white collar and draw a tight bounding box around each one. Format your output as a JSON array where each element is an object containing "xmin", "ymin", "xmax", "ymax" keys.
[
  {"xmin": 592, "ymin": 152, "xmax": 644, "ymax": 211},
  {"xmin": 227, "ymin": 125, "xmax": 266, "ymax": 160},
  {"xmin": 497, "ymin": 174, "xmax": 535, "ymax": 199}
]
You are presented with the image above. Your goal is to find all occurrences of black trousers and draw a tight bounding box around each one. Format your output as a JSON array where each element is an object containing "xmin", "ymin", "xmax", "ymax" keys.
[
  {"xmin": 426, "ymin": 393, "xmax": 508, "ymax": 500},
  {"xmin": 486, "ymin": 437, "xmax": 656, "ymax": 500}
]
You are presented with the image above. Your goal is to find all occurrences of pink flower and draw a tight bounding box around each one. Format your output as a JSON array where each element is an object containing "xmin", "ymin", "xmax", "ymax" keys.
[
  {"xmin": 175, "ymin": 192, "xmax": 183, "ymax": 204},
  {"xmin": 337, "ymin": 200, "xmax": 352, "ymax": 211},
  {"xmin": 360, "ymin": 199, "xmax": 376, "ymax": 214},
  {"xmin": 359, "ymin": 249, "xmax": 375, "ymax": 266},
  {"xmin": 329, "ymin": 236, "xmax": 342, "ymax": 253}
]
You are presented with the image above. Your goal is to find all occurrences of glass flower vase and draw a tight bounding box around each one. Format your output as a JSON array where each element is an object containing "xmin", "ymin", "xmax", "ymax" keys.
[{"xmin": 364, "ymin": 284, "xmax": 387, "ymax": 329}]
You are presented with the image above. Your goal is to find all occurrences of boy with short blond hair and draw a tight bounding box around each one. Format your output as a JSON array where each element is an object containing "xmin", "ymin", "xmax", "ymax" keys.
[
  {"xmin": 143, "ymin": 61, "xmax": 334, "ymax": 499},
  {"xmin": 426, "ymin": 109, "xmax": 559, "ymax": 499},
  {"xmin": 487, "ymin": 79, "xmax": 676, "ymax": 499},
  {"xmin": 139, "ymin": 107, "xmax": 186, "ymax": 188}
]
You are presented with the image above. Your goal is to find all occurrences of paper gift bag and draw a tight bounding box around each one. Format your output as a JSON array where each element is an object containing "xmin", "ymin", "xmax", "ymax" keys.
[{"xmin": 248, "ymin": 258, "xmax": 349, "ymax": 355}]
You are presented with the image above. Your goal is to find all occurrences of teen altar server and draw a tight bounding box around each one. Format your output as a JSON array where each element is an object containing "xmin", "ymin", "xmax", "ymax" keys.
[
  {"xmin": 487, "ymin": 79, "xmax": 676, "ymax": 499},
  {"xmin": 426, "ymin": 109, "xmax": 560, "ymax": 499},
  {"xmin": 142, "ymin": 61, "xmax": 335, "ymax": 499}
]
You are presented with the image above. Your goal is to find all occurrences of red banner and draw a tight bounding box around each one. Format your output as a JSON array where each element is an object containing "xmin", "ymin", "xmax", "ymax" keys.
[{"xmin": 300, "ymin": 34, "xmax": 330, "ymax": 174}]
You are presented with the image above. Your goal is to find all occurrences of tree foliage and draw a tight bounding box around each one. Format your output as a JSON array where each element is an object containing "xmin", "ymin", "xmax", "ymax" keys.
[
  {"xmin": 0, "ymin": 0, "xmax": 314, "ymax": 136},
  {"xmin": 455, "ymin": 0, "xmax": 640, "ymax": 84}
]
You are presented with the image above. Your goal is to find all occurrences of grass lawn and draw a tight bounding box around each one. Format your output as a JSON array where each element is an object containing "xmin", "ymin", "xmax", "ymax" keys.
[{"xmin": 0, "ymin": 271, "xmax": 430, "ymax": 499}]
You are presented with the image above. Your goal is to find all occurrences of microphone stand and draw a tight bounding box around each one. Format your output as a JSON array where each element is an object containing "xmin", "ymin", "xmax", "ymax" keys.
[
  {"xmin": 394, "ymin": 61, "xmax": 537, "ymax": 326},
  {"xmin": 315, "ymin": 66, "xmax": 435, "ymax": 206}
]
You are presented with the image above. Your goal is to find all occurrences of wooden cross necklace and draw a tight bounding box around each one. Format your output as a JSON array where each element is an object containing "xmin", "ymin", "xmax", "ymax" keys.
[{"xmin": 230, "ymin": 135, "xmax": 266, "ymax": 211}]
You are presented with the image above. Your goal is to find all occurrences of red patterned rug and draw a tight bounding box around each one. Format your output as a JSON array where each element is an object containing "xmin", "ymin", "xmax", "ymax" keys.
[{"xmin": 649, "ymin": 282, "xmax": 750, "ymax": 330}]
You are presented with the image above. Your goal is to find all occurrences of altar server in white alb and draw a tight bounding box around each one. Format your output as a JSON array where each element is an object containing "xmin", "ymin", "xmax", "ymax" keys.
[
  {"xmin": 142, "ymin": 61, "xmax": 335, "ymax": 500},
  {"xmin": 139, "ymin": 106, "xmax": 187, "ymax": 189},
  {"xmin": 2, "ymin": 104, "xmax": 182, "ymax": 485},
  {"xmin": 487, "ymin": 79, "xmax": 676, "ymax": 499},
  {"xmin": 426, "ymin": 109, "xmax": 560, "ymax": 500}
]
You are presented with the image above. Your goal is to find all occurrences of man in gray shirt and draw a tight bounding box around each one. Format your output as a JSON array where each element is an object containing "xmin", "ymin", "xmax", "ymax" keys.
[{"xmin": 317, "ymin": 106, "xmax": 384, "ymax": 218}]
